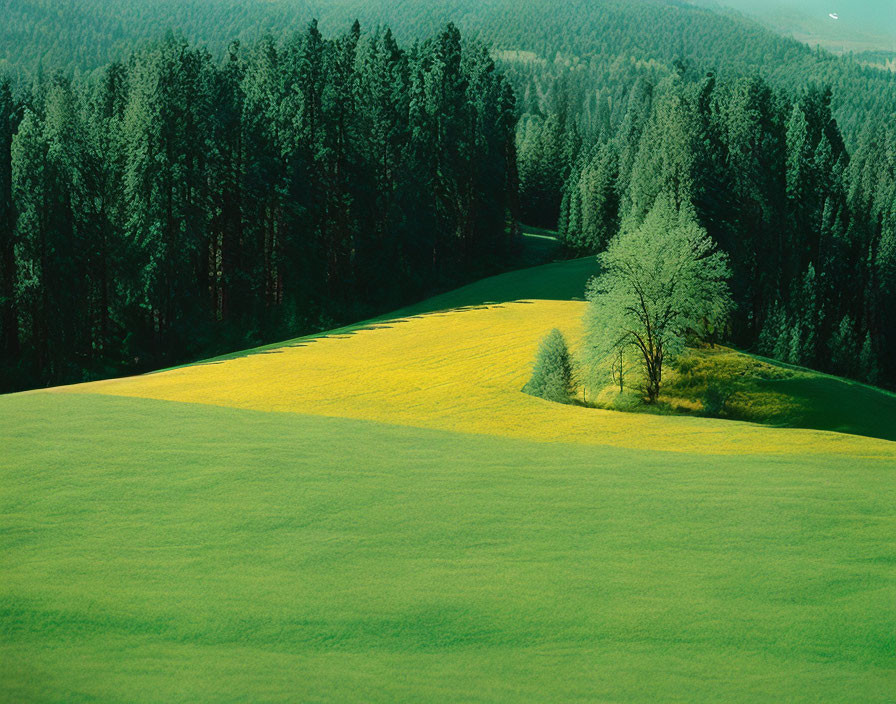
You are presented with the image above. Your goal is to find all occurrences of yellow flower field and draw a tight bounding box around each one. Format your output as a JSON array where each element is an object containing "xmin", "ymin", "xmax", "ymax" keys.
[{"xmin": 62, "ymin": 300, "xmax": 895, "ymax": 458}]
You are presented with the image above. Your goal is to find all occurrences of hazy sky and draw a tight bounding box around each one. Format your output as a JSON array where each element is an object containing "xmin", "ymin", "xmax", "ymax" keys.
[{"xmin": 704, "ymin": 0, "xmax": 896, "ymax": 48}]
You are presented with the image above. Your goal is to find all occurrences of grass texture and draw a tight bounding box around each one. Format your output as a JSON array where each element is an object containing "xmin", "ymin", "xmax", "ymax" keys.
[
  {"xmin": 2, "ymin": 393, "xmax": 894, "ymax": 703},
  {"xmin": 3, "ymin": 252, "xmax": 895, "ymax": 702}
]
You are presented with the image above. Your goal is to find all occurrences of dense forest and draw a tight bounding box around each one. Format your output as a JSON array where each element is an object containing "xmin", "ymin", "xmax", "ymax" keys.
[
  {"xmin": 521, "ymin": 72, "xmax": 895, "ymax": 389},
  {"xmin": 1, "ymin": 0, "xmax": 895, "ymax": 392},
  {"xmin": 4, "ymin": 0, "xmax": 896, "ymax": 139},
  {"xmin": 0, "ymin": 23, "xmax": 519, "ymax": 391}
]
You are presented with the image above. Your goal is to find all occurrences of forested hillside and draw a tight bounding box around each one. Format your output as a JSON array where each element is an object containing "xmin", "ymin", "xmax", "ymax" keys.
[
  {"xmin": 3, "ymin": 0, "xmax": 896, "ymax": 138},
  {"xmin": 1, "ymin": 0, "xmax": 895, "ymax": 393},
  {"xmin": 544, "ymin": 73, "xmax": 895, "ymax": 389},
  {"xmin": 0, "ymin": 23, "xmax": 518, "ymax": 391}
]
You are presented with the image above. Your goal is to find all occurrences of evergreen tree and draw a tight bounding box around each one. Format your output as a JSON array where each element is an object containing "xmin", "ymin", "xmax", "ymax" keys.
[
  {"xmin": 828, "ymin": 315, "xmax": 858, "ymax": 377},
  {"xmin": 518, "ymin": 112, "xmax": 570, "ymax": 228},
  {"xmin": 859, "ymin": 332, "xmax": 879, "ymax": 386},
  {"xmin": 12, "ymin": 80, "xmax": 93, "ymax": 382},
  {"xmin": 787, "ymin": 264, "xmax": 821, "ymax": 366},
  {"xmin": 523, "ymin": 328, "xmax": 575, "ymax": 404},
  {"xmin": 758, "ymin": 302, "xmax": 787, "ymax": 359},
  {"xmin": 83, "ymin": 60, "xmax": 130, "ymax": 360},
  {"xmin": 573, "ymin": 141, "xmax": 619, "ymax": 252},
  {"xmin": 206, "ymin": 41, "xmax": 247, "ymax": 324},
  {"xmin": 354, "ymin": 28, "xmax": 411, "ymax": 301},
  {"xmin": 624, "ymin": 80, "xmax": 698, "ymax": 225},
  {"xmin": 123, "ymin": 36, "xmax": 217, "ymax": 360},
  {"xmin": 0, "ymin": 78, "xmax": 21, "ymax": 372}
]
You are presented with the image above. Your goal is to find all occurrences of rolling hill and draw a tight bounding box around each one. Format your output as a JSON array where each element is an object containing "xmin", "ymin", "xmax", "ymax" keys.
[{"xmin": 2, "ymin": 255, "xmax": 895, "ymax": 702}]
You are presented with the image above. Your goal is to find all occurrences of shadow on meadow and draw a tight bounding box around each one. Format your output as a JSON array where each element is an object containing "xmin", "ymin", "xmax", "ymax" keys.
[{"xmin": 582, "ymin": 345, "xmax": 896, "ymax": 444}]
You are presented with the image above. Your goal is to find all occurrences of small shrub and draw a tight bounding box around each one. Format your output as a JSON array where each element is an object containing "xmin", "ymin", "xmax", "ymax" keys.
[
  {"xmin": 610, "ymin": 391, "xmax": 644, "ymax": 412},
  {"xmin": 674, "ymin": 356, "xmax": 698, "ymax": 375},
  {"xmin": 702, "ymin": 381, "xmax": 736, "ymax": 417},
  {"xmin": 523, "ymin": 329, "xmax": 575, "ymax": 404}
]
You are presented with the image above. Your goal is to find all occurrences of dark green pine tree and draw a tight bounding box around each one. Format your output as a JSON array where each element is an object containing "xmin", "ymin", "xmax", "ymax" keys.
[
  {"xmin": 206, "ymin": 42, "xmax": 247, "ymax": 326},
  {"xmin": 241, "ymin": 35, "xmax": 293, "ymax": 314},
  {"xmin": 353, "ymin": 28, "xmax": 412, "ymax": 301},
  {"xmin": 294, "ymin": 19, "xmax": 329, "ymax": 305},
  {"xmin": 518, "ymin": 112, "xmax": 567, "ymax": 229},
  {"xmin": 859, "ymin": 332, "xmax": 880, "ymax": 386},
  {"xmin": 12, "ymin": 80, "xmax": 92, "ymax": 383},
  {"xmin": 784, "ymin": 102, "xmax": 812, "ymax": 278},
  {"xmin": 320, "ymin": 21, "xmax": 362, "ymax": 302},
  {"xmin": 464, "ymin": 44, "xmax": 517, "ymax": 265},
  {"xmin": 874, "ymin": 214, "xmax": 896, "ymax": 384},
  {"xmin": 624, "ymin": 78, "xmax": 699, "ymax": 226},
  {"xmin": 614, "ymin": 78, "xmax": 654, "ymax": 201},
  {"xmin": 575, "ymin": 141, "xmax": 619, "ymax": 253},
  {"xmin": 0, "ymin": 78, "xmax": 21, "ymax": 375},
  {"xmin": 75, "ymin": 60, "xmax": 132, "ymax": 366},
  {"xmin": 425, "ymin": 23, "xmax": 471, "ymax": 276},
  {"xmin": 828, "ymin": 315, "xmax": 858, "ymax": 378},
  {"xmin": 122, "ymin": 36, "xmax": 216, "ymax": 361},
  {"xmin": 705, "ymin": 77, "xmax": 786, "ymax": 342},
  {"xmin": 787, "ymin": 264, "xmax": 822, "ymax": 367}
]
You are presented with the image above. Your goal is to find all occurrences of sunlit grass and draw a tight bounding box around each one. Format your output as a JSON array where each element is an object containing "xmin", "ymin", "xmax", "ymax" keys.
[
  {"xmin": 2, "ymin": 393, "xmax": 894, "ymax": 703},
  {"xmin": 5, "ymin": 254, "xmax": 896, "ymax": 702},
  {"xmin": 59, "ymin": 300, "xmax": 896, "ymax": 458}
]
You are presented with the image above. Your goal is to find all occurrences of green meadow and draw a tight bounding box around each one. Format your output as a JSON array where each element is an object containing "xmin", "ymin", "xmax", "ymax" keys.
[
  {"xmin": 2, "ymin": 392, "xmax": 894, "ymax": 703},
  {"xmin": 2, "ymin": 249, "xmax": 895, "ymax": 702}
]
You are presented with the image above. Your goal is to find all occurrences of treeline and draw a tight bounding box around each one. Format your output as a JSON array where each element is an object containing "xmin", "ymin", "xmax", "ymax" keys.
[
  {"xmin": 0, "ymin": 22, "xmax": 519, "ymax": 391},
  {"xmin": 2, "ymin": 0, "xmax": 895, "ymax": 392},
  {"xmin": 526, "ymin": 72, "xmax": 895, "ymax": 388}
]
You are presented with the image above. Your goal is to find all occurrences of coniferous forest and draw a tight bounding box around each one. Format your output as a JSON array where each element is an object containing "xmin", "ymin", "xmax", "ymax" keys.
[
  {"xmin": 546, "ymin": 74, "xmax": 895, "ymax": 389},
  {"xmin": 1, "ymin": 0, "xmax": 894, "ymax": 392},
  {"xmin": 0, "ymin": 23, "xmax": 519, "ymax": 391}
]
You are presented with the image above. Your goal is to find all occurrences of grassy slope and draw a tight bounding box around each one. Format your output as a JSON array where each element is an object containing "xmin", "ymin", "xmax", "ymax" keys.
[
  {"xmin": 67, "ymin": 299, "xmax": 896, "ymax": 458},
  {"xmin": 155, "ymin": 241, "xmax": 896, "ymax": 447},
  {"xmin": 388, "ymin": 253, "xmax": 591, "ymax": 313},
  {"xmin": 759, "ymin": 372, "xmax": 896, "ymax": 441},
  {"xmin": 198, "ymin": 232, "xmax": 594, "ymax": 365},
  {"xmin": 2, "ymin": 251, "xmax": 896, "ymax": 702},
  {"xmin": 659, "ymin": 346, "xmax": 896, "ymax": 443},
  {"xmin": 114, "ymin": 247, "xmax": 896, "ymax": 447},
  {"xmin": 2, "ymin": 393, "xmax": 894, "ymax": 703}
]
